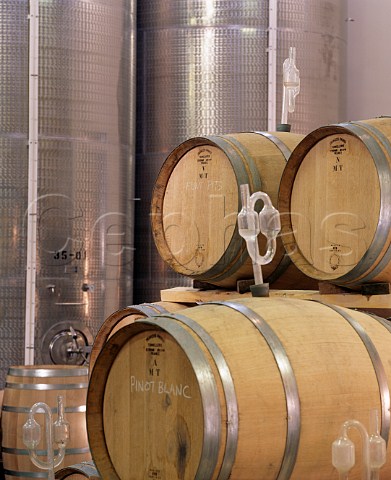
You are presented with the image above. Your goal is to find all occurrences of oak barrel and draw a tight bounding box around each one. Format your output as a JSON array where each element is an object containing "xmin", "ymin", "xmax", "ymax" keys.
[
  {"xmin": 278, "ymin": 117, "xmax": 391, "ymax": 287},
  {"xmin": 2, "ymin": 366, "xmax": 90, "ymax": 479},
  {"xmin": 55, "ymin": 461, "xmax": 100, "ymax": 479},
  {"xmin": 87, "ymin": 297, "xmax": 391, "ymax": 479},
  {"xmin": 151, "ymin": 132, "xmax": 316, "ymax": 289},
  {"xmin": 89, "ymin": 302, "xmax": 188, "ymax": 376}
]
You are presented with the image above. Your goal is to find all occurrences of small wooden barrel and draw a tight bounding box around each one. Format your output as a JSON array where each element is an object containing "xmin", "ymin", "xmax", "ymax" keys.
[
  {"xmin": 87, "ymin": 298, "xmax": 391, "ymax": 479},
  {"xmin": 151, "ymin": 132, "xmax": 316, "ymax": 289},
  {"xmin": 278, "ymin": 117, "xmax": 391, "ymax": 287},
  {"xmin": 2, "ymin": 366, "xmax": 90, "ymax": 479},
  {"xmin": 88, "ymin": 301, "xmax": 188, "ymax": 376},
  {"xmin": 55, "ymin": 461, "xmax": 100, "ymax": 479}
]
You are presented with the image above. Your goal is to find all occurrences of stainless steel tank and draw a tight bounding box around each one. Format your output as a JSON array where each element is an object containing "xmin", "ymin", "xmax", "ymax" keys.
[
  {"xmin": 0, "ymin": 0, "xmax": 135, "ymax": 384},
  {"xmin": 134, "ymin": 0, "xmax": 347, "ymax": 303}
]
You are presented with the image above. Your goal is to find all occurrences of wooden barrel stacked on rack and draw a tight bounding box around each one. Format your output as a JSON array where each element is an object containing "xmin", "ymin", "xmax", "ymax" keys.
[
  {"xmin": 83, "ymin": 118, "xmax": 391, "ymax": 478},
  {"xmin": 278, "ymin": 117, "xmax": 391, "ymax": 288},
  {"xmin": 151, "ymin": 131, "xmax": 316, "ymax": 290},
  {"xmin": 86, "ymin": 297, "xmax": 391, "ymax": 479}
]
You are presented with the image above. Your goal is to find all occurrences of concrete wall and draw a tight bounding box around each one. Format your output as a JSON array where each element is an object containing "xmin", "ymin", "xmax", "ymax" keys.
[{"xmin": 346, "ymin": 0, "xmax": 391, "ymax": 120}]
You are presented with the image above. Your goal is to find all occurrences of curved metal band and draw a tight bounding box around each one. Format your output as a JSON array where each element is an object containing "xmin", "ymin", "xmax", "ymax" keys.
[
  {"xmin": 313, "ymin": 301, "xmax": 390, "ymax": 442},
  {"xmin": 209, "ymin": 133, "xmax": 292, "ymax": 284},
  {"xmin": 208, "ymin": 134, "xmax": 261, "ymax": 197},
  {"xmin": 2, "ymin": 405, "xmax": 86, "ymax": 414},
  {"xmin": 56, "ymin": 462, "xmax": 98, "ymax": 478},
  {"xmin": 366, "ymin": 312, "xmax": 391, "ymax": 337},
  {"xmin": 251, "ymin": 131, "xmax": 293, "ymax": 284},
  {"xmin": 343, "ymin": 122, "xmax": 391, "ymax": 284},
  {"xmin": 7, "ymin": 367, "xmax": 88, "ymax": 378},
  {"xmin": 141, "ymin": 303, "xmax": 170, "ymax": 314},
  {"xmin": 221, "ymin": 135, "xmax": 264, "ymax": 192},
  {"xmin": 334, "ymin": 123, "xmax": 391, "ymax": 285},
  {"xmin": 198, "ymin": 134, "xmax": 262, "ymax": 283},
  {"xmin": 130, "ymin": 303, "xmax": 169, "ymax": 316},
  {"xmin": 140, "ymin": 317, "xmax": 221, "ymax": 480},
  {"xmin": 159, "ymin": 312, "xmax": 238, "ymax": 480},
  {"xmin": 206, "ymin": 301, "xmax": 300, "ymax": 480},
  {"xmin": 230, "ymin": 132, "xmax": 292, "ymax": 285},
  {"xmin": 5, "ymin": 382, "xmax": 88, "ymax": 391},
  {"xmin": 3, "ymin": 469, "xmax": 47, "ymax": 478},
  {"xmin": 253, "ymin": 131, "xmax": 292, "ymax": 161},
  {"xmin": 2, "ymin": 447, "xmax": 90, "ymax": 456},
  {"xmin": 359, "ymin": 310, "xmax": 391, "ymax": 446}
]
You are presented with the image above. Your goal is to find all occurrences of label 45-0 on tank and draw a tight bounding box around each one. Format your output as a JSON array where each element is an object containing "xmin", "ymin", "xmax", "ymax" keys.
[{"xmin": 130, "ymin": 376, "xmax": 191, "ymax": 399}]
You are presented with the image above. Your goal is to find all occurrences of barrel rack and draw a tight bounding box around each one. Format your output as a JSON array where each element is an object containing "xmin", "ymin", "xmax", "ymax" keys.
[{"xmin": 160, "ymin": 281, "xmax": 391, "ymax": 319}]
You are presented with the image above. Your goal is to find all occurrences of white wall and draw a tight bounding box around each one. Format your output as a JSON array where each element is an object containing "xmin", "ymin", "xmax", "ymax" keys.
[{"xmin": 346, "ymin": 0, "xmax": 391, "ymax": 120}]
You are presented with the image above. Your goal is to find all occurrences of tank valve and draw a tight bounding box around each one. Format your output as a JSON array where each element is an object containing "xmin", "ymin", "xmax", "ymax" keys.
[
  {"xmin": 41, "ymin": 322, "xmax": 93, "ymax": 366},
  {"xmin": 81, "ymin": 283, "xmax": 94, "ymax": 292}
]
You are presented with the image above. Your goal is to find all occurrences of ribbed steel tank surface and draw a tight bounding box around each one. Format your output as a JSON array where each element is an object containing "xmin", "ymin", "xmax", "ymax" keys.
[
  {"xmin": 0, "ymin": 0, "xmax": 136, "ymax": 385},
  {"xmin": 134, "ymin": 0, "xmax": 347, "ymax": 303}
]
